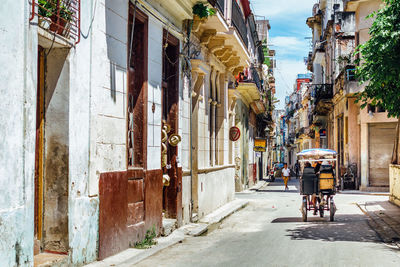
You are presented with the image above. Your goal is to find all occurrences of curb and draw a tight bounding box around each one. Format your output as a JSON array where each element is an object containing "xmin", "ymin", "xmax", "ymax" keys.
[
  {"xmin": 85, "ymin": 199, "xmax": 249, "ymax": 267},
  {"xmin": 356, "ymin": 202, "xmax": 400, "ymax": 249}
]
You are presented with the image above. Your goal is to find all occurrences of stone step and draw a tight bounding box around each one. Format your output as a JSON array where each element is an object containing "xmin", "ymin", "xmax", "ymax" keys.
[{"xmin": 161, "ymin": 218, "xmax": 177, "ymax": 237}]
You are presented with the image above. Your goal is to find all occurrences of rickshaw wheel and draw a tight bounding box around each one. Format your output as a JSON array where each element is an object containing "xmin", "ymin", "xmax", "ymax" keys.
[
  {"xmin": 330, "ymin": 200, "xmax": 336, "ymax": 222},
  {"xmin": 319, "ymin": 206, "xmax": 324, "ymax": 217},
  {"xmin": 302, "ymin": 197, "xmax": 307, "ymax": 222}
]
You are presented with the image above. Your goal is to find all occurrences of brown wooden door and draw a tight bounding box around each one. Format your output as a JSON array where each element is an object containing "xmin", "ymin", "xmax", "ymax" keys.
[
  {"xmin": 34, "ymin": 46, "xmax": 45, "ymax": 253},
  {"xmin": 161, "ymin": 30, "xmax": 181, "ymax": 222}
]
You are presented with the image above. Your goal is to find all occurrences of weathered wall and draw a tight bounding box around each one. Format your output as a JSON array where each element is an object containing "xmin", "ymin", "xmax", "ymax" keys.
[
  {"xmin": 182, "ymin": 175, "xmax": 192, "ymax": 224},
  {"xmin": 197, "ymin": 167, "xmax": 235, "ymax": 218},
  {"xmin": 43, "ymin": 48, "xmax": 70, "ymax": 253},
  {"xmin": 389, "ymin": 164, "xmax": 400, "ymax": 207},
  {"xmin": 0, "ymin": 1, "xmax": 37, "ymax": 266},
  {"xmin": 67, "ymin": 0, "xmax": 101, "ymax": 264},
  {"xmin": 356, "ymin": 0, "xmax": 382, "ymax": 45},
  {"xmin": 88, "ymin": 0, "xmax": 129, "ymax": 196}
]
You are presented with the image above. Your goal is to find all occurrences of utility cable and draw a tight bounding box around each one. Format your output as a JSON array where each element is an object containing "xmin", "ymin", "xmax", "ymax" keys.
[{"xmin": 81, "ymin": 0, "xmax": 98, "ymax": 39}]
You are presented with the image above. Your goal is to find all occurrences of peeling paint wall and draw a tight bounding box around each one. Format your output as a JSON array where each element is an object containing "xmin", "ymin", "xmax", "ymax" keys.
[
  {"xmin": 43, "ymin": 48, "xmax": 70, "ymax": 253},
  {"xmin": 0, "ymin": 1, "xmax": 37, "ymax": 266}
]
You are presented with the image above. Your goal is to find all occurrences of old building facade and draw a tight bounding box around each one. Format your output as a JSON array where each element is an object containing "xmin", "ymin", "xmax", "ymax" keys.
[
  {"xmin": 286, "ymin": 0, "xmax": 395, "ymax": 191},
  {"xmin": 0, "ymin": 0, "xmax": 273, "ymax": 266}
]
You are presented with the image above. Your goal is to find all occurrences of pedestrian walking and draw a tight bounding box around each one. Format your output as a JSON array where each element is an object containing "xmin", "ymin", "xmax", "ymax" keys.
[
  {"xmin": 282, "ymin": 163, "xmax": 290, "ymax": 190},
  {"xmin": 295, "ymin": 161, "xmax": 300, "ymax": 179}
]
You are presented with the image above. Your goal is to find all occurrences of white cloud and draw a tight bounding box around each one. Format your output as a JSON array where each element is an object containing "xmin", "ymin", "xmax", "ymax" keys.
[
  {"xmin": 269, "ymin": 36, "xmax": 310, "ymax": 60},
  {"xmin": 274, "ymin": 59, "xmax": 308, "ymax": 109},
  {"xmin": 270, "ymin": 36, "xmax": 303, "ymax": 47},
  {"xmin": 251, "ymin": 0, "xmax": 318, "ymax": 18}
]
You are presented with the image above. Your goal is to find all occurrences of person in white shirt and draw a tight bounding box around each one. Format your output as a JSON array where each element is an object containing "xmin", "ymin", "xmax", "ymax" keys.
[{"xmin": 282, "ymin": 163, "xmax": 291, "ymax": 190}]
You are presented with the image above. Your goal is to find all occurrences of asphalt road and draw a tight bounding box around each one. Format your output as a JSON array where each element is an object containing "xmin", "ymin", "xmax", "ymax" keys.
[{"xmin": 136, "ymin": 178, "xmax": 400, "ymax": 267}]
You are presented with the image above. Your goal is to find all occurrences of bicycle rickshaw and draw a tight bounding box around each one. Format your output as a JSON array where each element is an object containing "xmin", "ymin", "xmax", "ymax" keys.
[{"xmin": 297, "ymin": 149, "xmax": 337, "ymax": 222}]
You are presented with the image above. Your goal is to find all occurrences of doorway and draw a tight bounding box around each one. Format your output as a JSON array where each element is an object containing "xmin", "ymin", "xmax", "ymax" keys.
[
  {"xmin": 34, "ymin": 45, "xmax": 70, "ymax": 255},
  {"xmin": 161, "ymin": 30, "xmax": 182, "ymax": 224}
]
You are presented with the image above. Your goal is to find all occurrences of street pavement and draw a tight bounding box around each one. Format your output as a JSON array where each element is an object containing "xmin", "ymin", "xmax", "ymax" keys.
[{"xmin": 135, "ymin": 178, "xmax": 400, "ymax": 267}]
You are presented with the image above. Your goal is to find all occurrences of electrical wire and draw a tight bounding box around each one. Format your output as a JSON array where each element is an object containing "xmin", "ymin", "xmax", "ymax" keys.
[{"xmin": 81, "ymin": 0, "xmax": 98, "ymax": 39}]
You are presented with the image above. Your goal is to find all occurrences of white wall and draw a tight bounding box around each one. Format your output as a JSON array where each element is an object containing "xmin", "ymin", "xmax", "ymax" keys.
[
  {"xmin": 198, "ymin": 168, "xmax": 235, "ymax": 218},
  {"xmin": 0, "ymin": 1, "xmax": 37, "ymax": 265}
]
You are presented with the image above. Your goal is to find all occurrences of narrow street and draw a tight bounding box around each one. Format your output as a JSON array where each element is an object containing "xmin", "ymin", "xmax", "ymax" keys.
[{"xmin": 136, "ymin": 178, "xmax": 400, "ymax": 267}]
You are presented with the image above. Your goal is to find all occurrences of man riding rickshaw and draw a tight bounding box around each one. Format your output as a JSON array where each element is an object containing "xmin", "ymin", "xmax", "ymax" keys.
[{"xmin": 297, "ymin": 149, "xmax": 337, "ymax": 222}]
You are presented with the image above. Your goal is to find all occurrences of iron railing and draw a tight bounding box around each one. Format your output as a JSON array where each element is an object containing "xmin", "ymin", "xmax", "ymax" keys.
[
  {"xmin": 231, "ymin": 0, "xmax": 248, "ymax": 47},
  {"xmin": 311, "ymin": 84, "xmax": 333, "ymax": 105},
  {"xmin": 30, "ymin": 0, "xmax": 81, "ymax": 45},
  {"xmin": 346, "ymin": 68, "xmax": 356, "ymax": 81},
  {"xmin": 250, "ymin": 66, "xmax": 262, "ymax": 90},
  {"xmin": 215, "ymin": 0, "xmax": 225, "ymax": 15}
]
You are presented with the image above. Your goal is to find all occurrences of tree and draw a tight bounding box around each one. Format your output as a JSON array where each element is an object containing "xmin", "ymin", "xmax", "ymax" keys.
[{"xmin": 355, "ymin": 0, "xmax": 400, "ymax": 164}]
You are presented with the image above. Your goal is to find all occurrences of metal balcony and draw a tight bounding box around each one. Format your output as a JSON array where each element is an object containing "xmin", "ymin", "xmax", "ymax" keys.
[
  {"xmin": 30, "ymin": 0, "xmax": 81, "ymax": 45},
  {"xmin": 312, "ymin": 84, "xmax": 333, "ymax": 105},
  {"xmin": 250, "ymin": 66, "xmax": 262, "ymax": 90},
  {"xmin": 231, "ymin": 0, "xmax": 248, "ymax": 47},
  {"xmin": 215, "ymin": 0, "xmax": 225, "ymax": 15}
]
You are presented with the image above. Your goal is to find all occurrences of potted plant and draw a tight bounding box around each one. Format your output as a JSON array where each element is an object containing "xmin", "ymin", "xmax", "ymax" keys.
[
  {"xmin": 192, "ymin": 2, "xmax": 216, "ymax": 19},
  {"xmin": 38, "ymin": 0, "xmax": 53, "ymax": 29},
  {"xmin": 40, "ymin": 0, "xmax": 73, "ymax": 36}
]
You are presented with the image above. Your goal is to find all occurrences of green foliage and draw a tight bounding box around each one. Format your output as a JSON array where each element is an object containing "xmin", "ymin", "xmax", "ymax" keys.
[
  {"xmin": 134, "ymin": 226, "xmax": 157, "ymax": 249},
  {"xmin": 354, "ymin": 0, "xmax": 400, "ymax": 118},
  {"xmin": 38, "ymin": 0, "xmax": 53, "ymax": 17},
  {"xmin": 193, "ymin": 2, "xmax": 216, "ymax": 19},
  {"xmin": 262, "ymin": 44, "xmax": 271, "ymax": 66},
  {"xmin": 38, "ymin": 0, "xmax": 73, "ymax": 21}
]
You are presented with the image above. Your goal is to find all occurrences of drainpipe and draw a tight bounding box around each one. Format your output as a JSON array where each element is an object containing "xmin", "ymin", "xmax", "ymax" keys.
[{"xmin": 187, "ymin": 19, "xmax": 194, "ymax": 222}]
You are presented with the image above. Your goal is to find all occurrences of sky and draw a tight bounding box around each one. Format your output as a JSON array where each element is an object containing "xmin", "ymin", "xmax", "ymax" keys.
[{"xmin": 251, "ymin": 0, "xmax": 317, "ymax": 109}]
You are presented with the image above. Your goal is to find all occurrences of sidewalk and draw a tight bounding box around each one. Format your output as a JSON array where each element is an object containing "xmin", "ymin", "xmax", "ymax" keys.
[
  {"xmin": 85, "ymin": 199, "xmax": 249, "ymax": 267},
  {"xmin": 238, "ymin": 180, "xmax": 269, "ymax": 194},
  {"xmin": 357, "ymin": 200, "xmax": 400, "ymax": 248}
]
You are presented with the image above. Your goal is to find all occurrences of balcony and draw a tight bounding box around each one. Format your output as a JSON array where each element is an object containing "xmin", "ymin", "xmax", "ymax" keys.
[
  {"xmin": 30, "ymin": 0, "xmax": 81, "ymax": 45},
  {"xmin": 312, "ymin": 84, "xmax": 333, "ymax": 104},
  {"xmin": 215, "ymin": 0, "xmax": 225, "ymax": 15},
  {"xmin": 311, "ymin": 84, "xmax": 333, "ymax": 115},
  {"xmin": 231, "ymin": 0, "xmax": 248, "ymax": 47},
  {"xmin": 250, "ymin": 66, "xmax": 262, "ymax": 90}
]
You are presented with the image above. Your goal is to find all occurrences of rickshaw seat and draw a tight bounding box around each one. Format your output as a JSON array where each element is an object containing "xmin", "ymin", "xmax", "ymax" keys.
[
  {"xmin": 301, "ymin": 167, "xmax": 318, "ymax": 194},
  {"xmin": 319, "ymin": 166, "xmax": 335, "ymax": 190}
]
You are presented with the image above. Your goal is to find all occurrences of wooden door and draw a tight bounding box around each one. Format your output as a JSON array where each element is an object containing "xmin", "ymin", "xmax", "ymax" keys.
[
  {"xmin": 34, "ymin": 46, "xmax": 45, "ymax": 253},
  {"xmin": 161, "ymin": 30, "xmax": 181, "ymax": 221}
]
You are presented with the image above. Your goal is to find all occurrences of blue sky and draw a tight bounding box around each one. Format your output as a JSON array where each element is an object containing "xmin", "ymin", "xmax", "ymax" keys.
[{"xmin": 251, "ymin": 0, "xmax": 317, "ymax": 109}]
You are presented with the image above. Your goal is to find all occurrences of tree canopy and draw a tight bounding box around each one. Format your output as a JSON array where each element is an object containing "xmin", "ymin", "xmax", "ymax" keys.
[{"xmin": 355, "ymin": 0, "xmax": 400, "ymax": 118}]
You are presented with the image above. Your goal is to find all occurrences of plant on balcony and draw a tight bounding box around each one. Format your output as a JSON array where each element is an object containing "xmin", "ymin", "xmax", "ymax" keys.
[
  {"xmin": 192, "ymin": 2, "xmax": 216, "ymax": 19},
  {"xmin": 38, "ymin": 0, "xmax": 73, "ymax": 35},
  {"xmin": 354, "ymin": 0, "xmax": 400, "ymax": 163}
]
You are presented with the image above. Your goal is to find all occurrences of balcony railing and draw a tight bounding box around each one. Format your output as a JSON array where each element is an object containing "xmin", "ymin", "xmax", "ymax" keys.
[
  {"xmin": 231, "ymin": 0, "xmax": 248, "ymax": 48},
  {"xmin": 346, "ymin": 68, "xmax": 356, "ymax": 81},
  {"xmin": 250, "ymin": 66, "xmax": 262, "ymax": 90},
  {"xmin": 215, "ymin": 0, "xmax": 225, "ymax": 15},
  {"xmin": 30, "ymin": 0, "xmax": 81, "ymax": 45},
  {"xmin": 312, "ymin": 84, "xmax": 333, "ymax": 105}
]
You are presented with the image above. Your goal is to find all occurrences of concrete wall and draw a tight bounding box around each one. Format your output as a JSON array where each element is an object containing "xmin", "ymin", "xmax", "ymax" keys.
[
  {"xmin": 0, "ymin": 1, "xmax": 37, "ymax": 265},
  {"xmin": 88, "ymin": 0, "xmax": 129, "ymax": 196},
  {"xmin": 356, "ymin": 0, "xmax": 382, "ymax": 45},
  {"xmin": 197, "ymin": 167, "xmax": 235, "ymax": 218},
  {"xmin": 389, "ymin": 164, "xmax": 400, "ymax": 207},
  {"xmin": 43, "ymin": 48, "xmax": 70, "ymax": 253}
]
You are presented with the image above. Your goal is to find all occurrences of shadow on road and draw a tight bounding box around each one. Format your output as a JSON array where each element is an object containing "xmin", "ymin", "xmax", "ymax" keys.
[{"xmin": 278, "ymin": 214, "xmax": 380, "ymax": 243}]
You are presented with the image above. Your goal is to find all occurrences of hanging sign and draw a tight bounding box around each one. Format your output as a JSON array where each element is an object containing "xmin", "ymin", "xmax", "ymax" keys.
[
  {"xmin": 254, "ymin": 138, "xmax": 267, "ymax": 152},
  {"xmin": 229, "ymin": 126, "xmax": 241, "ymax": 141}
]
